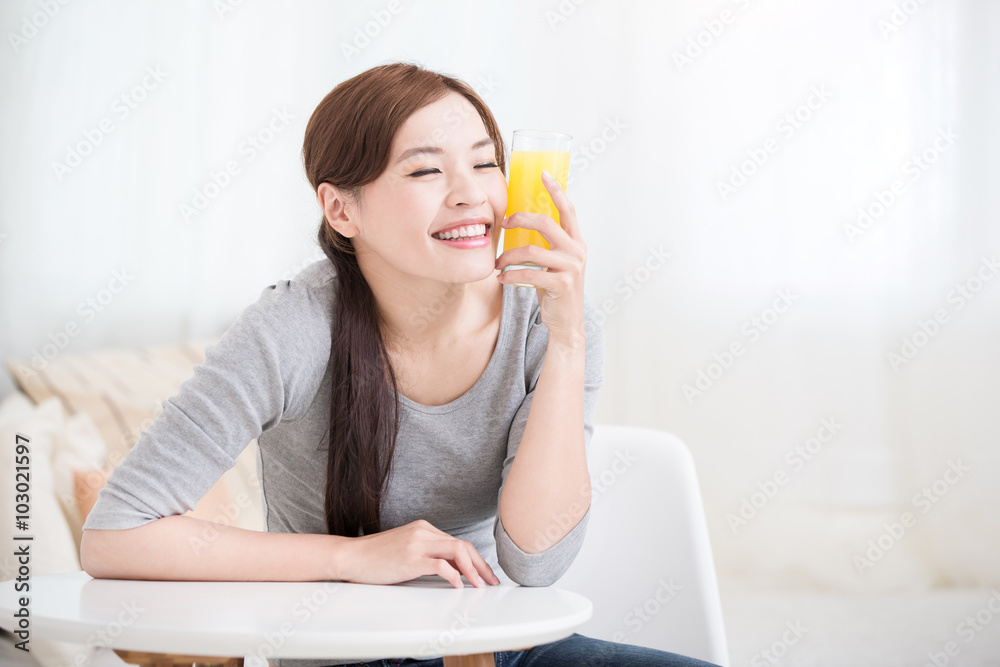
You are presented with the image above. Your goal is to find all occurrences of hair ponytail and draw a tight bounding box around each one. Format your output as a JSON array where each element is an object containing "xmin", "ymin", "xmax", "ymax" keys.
[{"xmin": 317, "ymin": 221, "xmax": 399, "ymax": 537}]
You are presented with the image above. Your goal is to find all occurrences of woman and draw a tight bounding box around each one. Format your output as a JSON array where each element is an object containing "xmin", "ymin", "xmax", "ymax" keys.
[{"xmin": 80, "ymin": 62, "xmax": 720, "ymax": 667}]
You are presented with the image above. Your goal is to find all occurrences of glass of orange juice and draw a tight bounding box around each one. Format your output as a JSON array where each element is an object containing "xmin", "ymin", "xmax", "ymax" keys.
[{"xmin": 502, "ymin": 129, "xmax": 572, "ymax": 287}]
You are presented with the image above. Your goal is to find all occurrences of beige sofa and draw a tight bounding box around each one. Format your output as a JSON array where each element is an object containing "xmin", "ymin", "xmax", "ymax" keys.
[{"xmin": 0, "ymin": 338, "xmax": 263, "ymax": 667}]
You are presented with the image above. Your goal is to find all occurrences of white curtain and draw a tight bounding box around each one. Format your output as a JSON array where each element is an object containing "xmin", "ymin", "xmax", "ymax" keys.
[{"xmin": 2, "ymin": 0, "xmax": 997, "ymax": 592}]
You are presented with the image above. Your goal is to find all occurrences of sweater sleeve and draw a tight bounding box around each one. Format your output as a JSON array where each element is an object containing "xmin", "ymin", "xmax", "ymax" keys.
[
  {"xmin": 82, "ymin": 279, "xmax": 330, "ymax": 531},
  {"xmin": 493, "ymin": 294, "xmax": 606, "ymax": 586}
]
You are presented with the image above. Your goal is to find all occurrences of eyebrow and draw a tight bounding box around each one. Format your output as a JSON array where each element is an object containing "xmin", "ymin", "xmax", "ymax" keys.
[{"xmin": 395, "ymin": 137, "xmax": 495, "ymax": 165}]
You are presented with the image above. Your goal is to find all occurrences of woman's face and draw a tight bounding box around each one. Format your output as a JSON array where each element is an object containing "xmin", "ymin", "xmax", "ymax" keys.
[{"xmin": 347, "ymin": 91, "xmax": 507, "ymax": 285}]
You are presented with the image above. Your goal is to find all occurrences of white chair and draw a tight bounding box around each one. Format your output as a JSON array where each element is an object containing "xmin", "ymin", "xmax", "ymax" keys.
[{"xmin": 554, "ymin": 424, "xmax": 730, "ymax": 666}]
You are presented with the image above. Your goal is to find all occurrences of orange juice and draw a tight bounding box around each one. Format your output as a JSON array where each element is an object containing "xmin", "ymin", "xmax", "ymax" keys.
[{"xmin": 504, "ymin": 150, "xmax": 571, "ymax": 253}]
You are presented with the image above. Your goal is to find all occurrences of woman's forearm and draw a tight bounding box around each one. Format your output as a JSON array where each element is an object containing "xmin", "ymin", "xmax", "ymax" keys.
[
  {"xmin": 81, "ymin": 514, "xmax": 350, "ymax": 581},
  {"xmin": 498, "ymin": 335, "xmax": 591, "ymax": 554}
]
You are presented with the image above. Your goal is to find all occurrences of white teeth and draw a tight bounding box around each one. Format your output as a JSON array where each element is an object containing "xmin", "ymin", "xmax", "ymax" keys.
[{"xmin": 433, "ymin": 223, "xmax": 487, "ymax": 240}]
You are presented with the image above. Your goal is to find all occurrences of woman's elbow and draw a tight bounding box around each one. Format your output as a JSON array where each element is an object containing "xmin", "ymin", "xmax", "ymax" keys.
[{"xmin": 80, "ymin": 529, "xmax": 115, "ymax": 578}]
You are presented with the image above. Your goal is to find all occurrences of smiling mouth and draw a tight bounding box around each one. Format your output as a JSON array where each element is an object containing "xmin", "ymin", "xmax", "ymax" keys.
[{"xmin": 431, "ymin": 223, "xmax": 491, "ymax": 241}]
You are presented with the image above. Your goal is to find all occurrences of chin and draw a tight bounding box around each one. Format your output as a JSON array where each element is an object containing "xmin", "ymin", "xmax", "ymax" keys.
[{"xmin": 434, "ymin": 262, "xmax": 496, "ymax": 286}]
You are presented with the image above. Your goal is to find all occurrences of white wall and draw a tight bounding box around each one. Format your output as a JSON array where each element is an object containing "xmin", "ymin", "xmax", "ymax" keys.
[{"xmin": 1, "ymin": 0, "xmax": 997, "ymax": 591}]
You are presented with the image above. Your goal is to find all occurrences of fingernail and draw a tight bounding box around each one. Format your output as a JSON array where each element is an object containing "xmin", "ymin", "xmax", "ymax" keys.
[{"xmin": 542, "ymin": 169, "xmax": 552, "ymax": 181}]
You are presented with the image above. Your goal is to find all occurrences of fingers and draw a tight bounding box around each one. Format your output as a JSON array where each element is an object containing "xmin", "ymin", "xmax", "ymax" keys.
[
  {"xmin": 434, "ymin": 558, "xmax": 464, "ymax": 589},
  {"xmin": 498, "ymin": 267, "xmax": 545, "ymax": 290},
  {"xmin": 501, "ymin": 212, "xmax": 568, "ymax": 252},
  {"xmin": 430, "ymin": 540, "xmax": 500, "ymax": 589},
  {"xmin": 499, "ymin": 265, "xmax": 580, "ymax": 297},
  {"xmin": 412, "ymin": 521, "xmax": 501, "ymax": 588},
  {"xmin": 474, "ymin": 551, "xmax": 500, "ymax": 586},
  {"xmin": 462, "ymin": 541, "xmax": 502, "ymax": 586},
  {"xmin": 444, "ymin": 541, "xmax": 501, "ymax": 589},
  {"xmin": 540, "ymin": 169, "xmax": 580, "ymax": 242},
  {"xmin": 496, "ymin": 243, "xmax": 576, "ymax": 274},
  {"xmin": 450, "ymin": 547, "xmax": 484, "ymax": 589}
]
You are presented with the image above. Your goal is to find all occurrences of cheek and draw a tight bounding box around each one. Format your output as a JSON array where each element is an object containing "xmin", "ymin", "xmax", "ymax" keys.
[{"xmin": 488, "ymin": 177, "xmax": 509, "ymax": 218}]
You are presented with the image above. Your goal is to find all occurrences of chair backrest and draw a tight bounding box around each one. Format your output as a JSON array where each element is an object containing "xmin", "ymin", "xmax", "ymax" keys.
[{"xmin": 554, "ymin": 424, "xmax": 730, "ymax": 666}]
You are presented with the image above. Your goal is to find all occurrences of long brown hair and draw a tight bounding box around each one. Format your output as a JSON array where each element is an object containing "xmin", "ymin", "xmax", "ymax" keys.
[{"xmin": 301, "ymin": 62, "xmax": 506, "ymax": 538}]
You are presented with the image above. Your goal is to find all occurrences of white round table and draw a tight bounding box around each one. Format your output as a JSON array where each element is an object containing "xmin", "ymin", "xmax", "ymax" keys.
[{"xmin": 0, "ymin": 571, "xmax": 592, "ymax": 666}]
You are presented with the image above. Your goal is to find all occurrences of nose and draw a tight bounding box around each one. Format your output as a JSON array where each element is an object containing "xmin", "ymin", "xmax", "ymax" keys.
[{"xmin": 445, "ymin": 167, "xmax": 488, "ymax": 208}]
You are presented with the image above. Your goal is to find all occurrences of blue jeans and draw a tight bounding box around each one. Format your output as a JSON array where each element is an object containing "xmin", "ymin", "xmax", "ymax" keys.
[{"xmin": 330, "ymin": 632, "xmax": 723, "ymax": 666}]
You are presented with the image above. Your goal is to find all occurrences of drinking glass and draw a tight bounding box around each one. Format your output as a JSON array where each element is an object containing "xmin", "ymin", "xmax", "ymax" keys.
[{"xmin": 502, "ymin": 129, "xmax": 572, "ymax": 288}]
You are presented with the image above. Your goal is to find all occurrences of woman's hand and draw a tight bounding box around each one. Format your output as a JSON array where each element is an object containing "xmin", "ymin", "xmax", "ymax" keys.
[
  {"xmin": 495, "ymin": 170, "xmax": 587, "ymax": 348},
  {"xmin": 340, "ymin": 519, "xmax": 501, "ymax": 589}
]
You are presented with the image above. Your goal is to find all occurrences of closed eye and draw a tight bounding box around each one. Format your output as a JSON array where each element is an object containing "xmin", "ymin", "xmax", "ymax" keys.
[{"xmin": 408, "ymin": 162, "xmax": 499, "ymax": 178}]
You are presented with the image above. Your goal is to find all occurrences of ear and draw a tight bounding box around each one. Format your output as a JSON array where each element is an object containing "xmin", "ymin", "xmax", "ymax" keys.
[{"xmin": 317, "ymin": 183, "xmax": 359, "ymax": 239}]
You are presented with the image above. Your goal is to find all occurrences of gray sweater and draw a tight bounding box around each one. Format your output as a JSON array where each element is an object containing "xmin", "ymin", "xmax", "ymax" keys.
[{"xmin": 82, "ymin": 258, "xmax": 605, "ymax": 666}]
